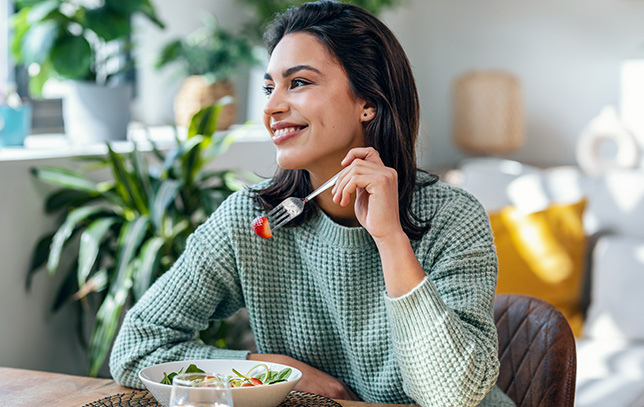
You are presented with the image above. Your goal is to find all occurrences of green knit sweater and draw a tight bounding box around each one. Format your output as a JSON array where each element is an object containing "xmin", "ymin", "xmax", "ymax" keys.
[{"xmin": 109, "ymin": 176, "xmax": 515, "ymax": 406}]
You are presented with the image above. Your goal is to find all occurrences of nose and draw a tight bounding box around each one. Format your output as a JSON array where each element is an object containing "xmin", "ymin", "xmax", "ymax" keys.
[{"xmin": 263, "ymin": 87, "xmax": 289, "ymax": 118}]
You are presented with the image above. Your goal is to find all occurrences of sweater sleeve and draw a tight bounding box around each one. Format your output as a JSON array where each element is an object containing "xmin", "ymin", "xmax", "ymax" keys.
[
  {"xmin": 109, "ymin": 209, "xmax": 250, "ymax": 389},
  {"xmin": 384, "ymin": 190, "xmax": 500, "ymax": 407}
]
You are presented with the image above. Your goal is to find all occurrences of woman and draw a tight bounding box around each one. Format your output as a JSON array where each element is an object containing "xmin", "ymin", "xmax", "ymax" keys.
[{"xmin": 110, "ymin": 1, "xmax": 515, "ymax": 406}]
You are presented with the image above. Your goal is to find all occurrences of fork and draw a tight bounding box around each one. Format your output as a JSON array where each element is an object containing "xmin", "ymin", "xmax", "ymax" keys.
[{"xmin": 266, "ymin": 171, "xmax": 342, "ymax": 231}]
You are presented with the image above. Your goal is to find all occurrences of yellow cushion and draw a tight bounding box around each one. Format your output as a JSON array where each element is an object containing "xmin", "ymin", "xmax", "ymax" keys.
[{"xmin": 489, "ymin": 199, "xmax": 587, "ymax": 336}]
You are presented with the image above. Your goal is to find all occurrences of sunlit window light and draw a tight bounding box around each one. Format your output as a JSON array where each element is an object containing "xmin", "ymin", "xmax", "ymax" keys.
[{"xmin": 606, "ymin": 171, "xmax": 644, "ymax": 213}]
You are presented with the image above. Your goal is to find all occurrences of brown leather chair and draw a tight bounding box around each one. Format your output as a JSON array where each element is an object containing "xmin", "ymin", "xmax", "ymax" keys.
[{"xmin": 494, "ymin": 294, "xmax": 577, "ymax": 407}]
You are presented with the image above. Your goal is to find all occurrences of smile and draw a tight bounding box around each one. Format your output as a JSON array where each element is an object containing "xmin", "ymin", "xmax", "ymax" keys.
[{"xmin": 272, "ymin": 125, "xmax": 308, "ymax": 144}]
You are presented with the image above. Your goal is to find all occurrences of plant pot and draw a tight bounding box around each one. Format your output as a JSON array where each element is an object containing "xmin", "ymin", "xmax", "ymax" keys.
[
  {"xmin": 0, "ymin": 104, "xmax": 32, "ymax": 147},
  {"xmin": 174, "ymin": 76, "xmax": 236, "ymax": 130},
  {"xmin": 63, "ymin": 81, "xmax": 132, "ymax": 145}
]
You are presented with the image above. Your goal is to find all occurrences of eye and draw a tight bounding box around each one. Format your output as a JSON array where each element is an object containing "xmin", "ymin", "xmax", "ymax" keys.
[
  {"xmin": 262, "ymin": 85, "xmax": 274, "ymax": 96},
  {"xmin": 291, "ymin": 79, "xmax": 310, "ymax": 89}
]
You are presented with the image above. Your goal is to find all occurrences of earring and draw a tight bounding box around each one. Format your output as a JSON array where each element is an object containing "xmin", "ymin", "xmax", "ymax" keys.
[{"xmin": 363, "ymin": 113, "xmax": 368, "ymax": 117}]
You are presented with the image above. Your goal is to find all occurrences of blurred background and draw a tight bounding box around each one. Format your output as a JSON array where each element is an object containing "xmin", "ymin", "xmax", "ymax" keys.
[{"xmin": 1, "ymin": 1, "xmax": 644, "ymax": 406}]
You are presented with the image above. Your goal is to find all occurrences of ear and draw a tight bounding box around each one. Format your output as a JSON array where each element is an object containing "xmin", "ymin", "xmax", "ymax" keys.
[{"xmin": 360, "ymin": 105, "xmax": 376, "ymax": 122}]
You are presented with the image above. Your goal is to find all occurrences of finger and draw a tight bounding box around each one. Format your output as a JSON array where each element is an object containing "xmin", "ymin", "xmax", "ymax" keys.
[
  {"xmin": 332, "ymin": 163, "xmax": 365, "ymax": 205},
  {"xmin": 332, "ymin": 166, "xmax": 355, "ymax": 205},
  {"xmin": 338, "ymin": 173, "xmax": 373, "ymax": 207},
  {"xmin": 332, "ymin": 160, "xmax": 387, "ymax": 204},
  {"xmin": 341, "ymin": 147, "xmax": 382, "ymax": 166}
]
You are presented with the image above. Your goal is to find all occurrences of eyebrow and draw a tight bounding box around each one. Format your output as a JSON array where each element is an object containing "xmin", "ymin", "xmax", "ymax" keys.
[{"xmin": 264, "ymin": 64, "xmax": 322, "ymax": 81}]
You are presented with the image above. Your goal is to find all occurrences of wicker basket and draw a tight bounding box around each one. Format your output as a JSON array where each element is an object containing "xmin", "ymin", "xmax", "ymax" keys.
[
  {"xmin": 174, "ymin": 76, "xmax": 237, "ymax": 130},
  {"xmin": 453, "ymin": 70, "xmax": 524, "ymax": 154}
]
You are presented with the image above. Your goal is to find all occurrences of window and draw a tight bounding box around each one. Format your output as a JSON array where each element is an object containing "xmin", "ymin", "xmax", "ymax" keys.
[
  {"xmin": 1, "ymin": 1, "xmax": 10, "ymax": 90},
  {"xmin": 2, "ymin": 1, "xmax": 64, "ymax": 136}
]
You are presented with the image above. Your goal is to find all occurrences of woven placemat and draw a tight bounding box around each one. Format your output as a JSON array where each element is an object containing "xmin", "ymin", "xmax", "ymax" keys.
[
  {"xmin": 281, "ymin": 391, "xmax": 342, "ymax": 407},
  {"xmin": 83, "ymin": 391, "xmax": 159, "ymax": 406},
  {"xmin": 83, "ymin": 390, "xmax": 342, "ymax": 407}
]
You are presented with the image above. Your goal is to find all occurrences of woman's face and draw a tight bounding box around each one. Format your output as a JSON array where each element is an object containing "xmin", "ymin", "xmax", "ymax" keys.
[{"xmin": 263, "ymin": 32, "xmax": 368, "ymax": 175}]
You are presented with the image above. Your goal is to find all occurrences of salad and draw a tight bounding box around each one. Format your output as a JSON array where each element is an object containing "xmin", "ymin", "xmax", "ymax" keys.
[{"xmin": 160, "ymin": 363, "xmax": 292, "ymax": 388}]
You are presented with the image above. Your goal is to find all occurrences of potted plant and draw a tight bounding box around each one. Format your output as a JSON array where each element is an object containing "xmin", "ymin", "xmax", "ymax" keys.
[
  {"xmin": 10, "ymin": 0, "xmax": 165, "ymax": 144},
  {"xmin": 155, "ymin": 13, "xmax": 258, "ymax": 131},
  {"xmin": 27, "ymin": 101, "xmax": 258, "ymax": 377}
]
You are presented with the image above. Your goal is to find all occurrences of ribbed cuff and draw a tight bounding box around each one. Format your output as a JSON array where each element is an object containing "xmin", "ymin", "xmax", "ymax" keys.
[
  {"xmin": 384, "ymin": 275, "xmax": 449, "ymax": 341},
  {"xmin": 183, "ymin": 342, "xmax": 251, "ymax": 361},
  {"xmin": 204, "ymin": 348, "xmax": 252, "ymax": 360}
]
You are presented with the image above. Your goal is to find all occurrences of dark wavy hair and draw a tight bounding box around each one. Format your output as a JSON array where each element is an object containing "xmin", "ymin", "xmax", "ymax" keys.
[{"xmin": 253, "ymin": 0, "xmax": 436, "ymax": 240}]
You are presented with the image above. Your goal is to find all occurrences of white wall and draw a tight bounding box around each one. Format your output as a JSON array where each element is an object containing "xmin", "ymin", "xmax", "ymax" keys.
[
  {"xmin": 133, "ymin": 0, "xmax": 644, "ymax": 170},
  {"xmin": 381, "ymin": 0, "xmax": 644, "ymax": 169}
]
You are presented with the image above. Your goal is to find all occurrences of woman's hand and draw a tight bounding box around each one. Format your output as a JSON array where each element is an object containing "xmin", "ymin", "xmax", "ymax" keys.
[
  {"xmin": 247, "ymin": 353, "xmax": 360, "ymax": 400},
  {"xmin": 332, "ymin": 147, "xmax": 403, "ymax": 242},
  {"xmin": 332, "ymin": 147, "xmax": 426, "ymax": 297}
]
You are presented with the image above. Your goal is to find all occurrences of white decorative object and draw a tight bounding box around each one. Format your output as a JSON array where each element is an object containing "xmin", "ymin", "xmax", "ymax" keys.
[{"xmin": 575, "ymin": 106, "xmax": 640, "ymax": 176}]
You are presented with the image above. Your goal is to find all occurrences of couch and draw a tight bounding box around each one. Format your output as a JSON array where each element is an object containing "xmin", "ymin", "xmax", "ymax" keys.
[{"xmin": 444, "ymin": 157, "xmax": 644, "ymax": 407}]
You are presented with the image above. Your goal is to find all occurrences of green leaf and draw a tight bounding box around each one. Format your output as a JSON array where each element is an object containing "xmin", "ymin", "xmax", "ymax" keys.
[
  {"xmin": 104, "ymin": 0, "xmax": 144, "ymax": 15},
  {"xmin": 112, "ymin": 216, "xmax": 149, "ymax": 292},
  {"xmin": 15, "ymin": 0, "xmax": 48, "ymax": 7},
  {"xmin": 50, "ymin": 32, "xmax": 92, "ymax": 80},
  {"xmin": 274, "ymin": 367, "xmax": 292, "ymax": 382},
  {"xmin": 163, "ymin": 136, "xmax": 202, "ymax": 184},
  {"xmin": 10, "ymin": 8, "xmax": 31, "ymax": 62},
  {"xmin": 77, "ymin": 217, "xmax": 118, "ymax": 288},
  {"xmin": 45, "ymin": 189, "xmax": 99, "ymax": 214},
  {"xmin": 130, "ymin": 148, "xmax": 152, "ymax": 206},
  {"xmin": 106, "ymin": 144, "xmax": 148, "ymax": 215},
  {"xmin": 185, "ymin": 364, "xmax": 205, "ymax": 374},
  {"xmin": 26, "ymin": 233, "xmax": 54, "ymax": 290},
  {"xmin": 47, "ymin": 206, "xmax": 104, "ymax": 275},
  {"xmin": 84, "ymin": 6, "xmax": 130, "ymax": 41},
  {"xmin": 182, "ymin": 138, "xmax": 203, "ymax": 187},
  {"xmin": 20, "ymin": 19, "xmax": 59, "ymax": 64},
  {"xmin": 32, "ymin": 166, "xmax": 98, "ymax": 192},
  {"xmin": 169, "ymin": 219, "xmax": 190, "ymax": 242},
  {"xmin": 25, "ymin": 0, "xmax": 61, "ymax": 25},
  {"xmin": 188, "ymin": 103, "xmax": 228, "ymax": 141},
  {"xmin": 132, "ymin": 236, "xmax": 164, "ymax": 301},
  {"xmin": 161, "ymin": 372, "xmax": 172, "ymax": 385},
  {"xmin": 52, "ymin": 258, "xmax": 79, "ymax": 312},
  {"xmin": 74, "ymin": 268, "xmax": 109, "ymax": 300},
  {"xmin": 155, "ymin": 40, "xmax": 182, "ymax": 69},
  {"xmin": 28, "ymin": 59, "xmax": 53, "ymax": 97},
  {"xmin": 223, "ymin": 171, "xmax": 248, "ymax": 192},
  {"xmin": 151, "ymin": 179, "xmax": 181, "ymax": 230},
  {"xmin": 88, "ymin": 215, "xmax": 148, "ymax": 375},
  {"xmin": 139, "ymin": 0, "xmax": 165, "ymax": 28},
  {"xmin": 88, "ymin": 280, "xmax": 130, "ymax": 376}
]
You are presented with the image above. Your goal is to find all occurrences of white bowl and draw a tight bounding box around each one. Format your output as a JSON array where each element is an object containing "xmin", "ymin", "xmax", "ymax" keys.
[{"xmin": 139, "ymin": 359, "xmax": 302, "ymax": 407}]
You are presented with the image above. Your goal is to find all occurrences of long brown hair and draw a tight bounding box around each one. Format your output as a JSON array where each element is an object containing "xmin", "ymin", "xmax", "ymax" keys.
[{"xmin": 254, "ymin": 0, "xmax": 436, "ymax": 240}]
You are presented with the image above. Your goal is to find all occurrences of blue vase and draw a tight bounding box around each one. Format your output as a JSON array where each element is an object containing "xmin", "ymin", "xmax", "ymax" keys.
[{"xmin": 0, "ymin": 104, "xmax": 32, "ymax": 147}]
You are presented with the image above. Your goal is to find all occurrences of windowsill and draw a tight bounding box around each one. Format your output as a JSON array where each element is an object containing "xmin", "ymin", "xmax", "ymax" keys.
[{"xmin": 0, "ymin": 123, "xmax": 270, "ymax": 162}]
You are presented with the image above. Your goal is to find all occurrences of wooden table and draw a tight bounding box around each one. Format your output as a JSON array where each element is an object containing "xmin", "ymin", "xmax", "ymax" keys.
[{"xmin": 0, "ymin": 367, "xmax": 410, "ymax": 407}]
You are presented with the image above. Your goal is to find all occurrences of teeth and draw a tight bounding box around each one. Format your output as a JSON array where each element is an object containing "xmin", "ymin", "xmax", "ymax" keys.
[{"xmin": 274, "ymin": 127, "xmax": 298, "ymax": 137}]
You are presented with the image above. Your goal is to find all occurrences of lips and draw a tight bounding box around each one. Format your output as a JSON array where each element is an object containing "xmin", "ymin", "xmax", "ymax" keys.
[{"xmin": 271, "ymin": 125, "xmax": 308, "ymax": 144}]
